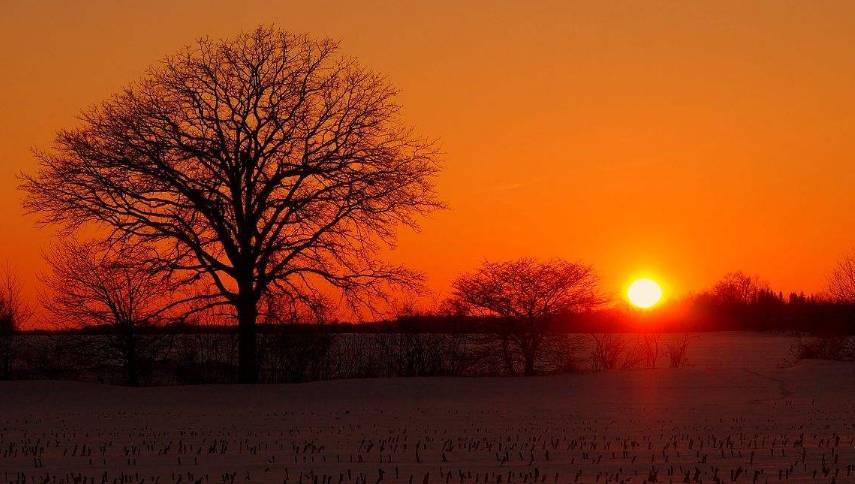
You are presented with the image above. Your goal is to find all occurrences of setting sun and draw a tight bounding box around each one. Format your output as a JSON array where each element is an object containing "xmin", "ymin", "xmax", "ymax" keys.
[{"xmin": 627, "ymin": 278, "xmax": 663, "ymax": 309}]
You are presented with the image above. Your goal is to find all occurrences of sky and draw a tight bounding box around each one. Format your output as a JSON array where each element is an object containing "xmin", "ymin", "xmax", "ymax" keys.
[{"xmin": 3, "ymin": 1, "xmax": 855, "ymax": 322}]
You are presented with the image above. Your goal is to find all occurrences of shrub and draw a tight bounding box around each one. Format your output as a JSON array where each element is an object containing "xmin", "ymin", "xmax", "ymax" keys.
[
  {"xmin": 665, "ymin": 334, "xmax": 690, "ymax": 368},
  {"xmin": 792, "ymin": 335, "xmax": 855, "ymax": 361},
  {"xmin": 590, "ymin": 333, "xmax": 626, "ymax": 371}
]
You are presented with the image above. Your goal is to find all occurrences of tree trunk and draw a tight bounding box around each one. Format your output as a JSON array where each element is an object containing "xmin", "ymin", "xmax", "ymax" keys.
[
  {"xmin": 500, "ymin": 337, "xmax": 515, "ymax": 376},
  {"xmin": 522, "ymin": 321, "xmax": 542, "ymax": 377},
  {"xmin": 523, "ymin": 351, "xmax": 536, "ymax": 376},
  {"xmin": 237, "ymin": 294, "xmax": 259, "ymax": 383}
]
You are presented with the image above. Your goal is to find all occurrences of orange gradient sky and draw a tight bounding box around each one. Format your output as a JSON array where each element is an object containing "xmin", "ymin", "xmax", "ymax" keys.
[{"xmin": 3, "ymin": 1, "xmax": 855, "ymax": 318}]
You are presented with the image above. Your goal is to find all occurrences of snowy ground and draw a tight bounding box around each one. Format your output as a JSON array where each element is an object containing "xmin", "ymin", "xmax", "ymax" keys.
[{"xmin": 1, "ymin": 333, "xmax": 854, "ymax": 483}]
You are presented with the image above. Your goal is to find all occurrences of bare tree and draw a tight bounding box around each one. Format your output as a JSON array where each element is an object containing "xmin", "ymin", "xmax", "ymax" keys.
[
  {"xmin": 829, "ymin": 251, "xmax": 855, "ymax": 303},
  {"xmin": 42, "ymin": 240, "xmax": 177, "ymax": 386},
  {"xmin": 0, "ymin": 267, "xmax": 30, "ymax": 379},
  {"xmin": 22, "ymin": 26, "xmax": 441, "ymax": 382},
  {"xmin": 711, "ymin": 271, "xmax": 769, "ymax": 305},
  {"xmin": 449, "ymin": 258, "xmax": 602, "ymax": 376}
]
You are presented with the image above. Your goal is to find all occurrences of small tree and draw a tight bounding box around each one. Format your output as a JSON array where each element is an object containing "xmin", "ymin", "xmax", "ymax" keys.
[
  {"xmin": 0, "ymin": 267, "xmax": 30, "ymax": 379},
  {"xmin": 450, "ymin": 258, "xmax": 602, "ymax": 376},
  {"xmin": 42, "ymin": 240, "xmax": 176, "ymax": 386}
]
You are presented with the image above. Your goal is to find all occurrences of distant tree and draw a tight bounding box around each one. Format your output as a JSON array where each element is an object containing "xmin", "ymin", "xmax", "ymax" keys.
[
  {"xmin": 695, "ymin": 271, "xmax": 785, "ymax": 330},
  {"xmin": 42, "ymin": 240, "xmax": 177, "ymax": 386},
  {"xmin": 710, "ymin": 271, "xmax": 770, "ymax": 305},
  {"xmin": 0, "ymin": 267, "xmax": 30, "ymax": 379},
  {"xmin": 829, "ymin": 251, "xmax": 855, "ymax": 303},
  {"xmin": 450, "ymin": 258, "xmax": 602, "ymax": 376},
  {"xmin": 22, "ymin": 26, "xmax": 441, "ymax": 383}
]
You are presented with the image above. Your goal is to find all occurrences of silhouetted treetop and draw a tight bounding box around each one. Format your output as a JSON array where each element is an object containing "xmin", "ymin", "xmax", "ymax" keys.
[
  {"xmin": 451, "ymin": 258, "xmax": 603, "ymax": 320},
  {"xmin": 710, "ymin": 271, "xmax": 770, "ymax": 305},
  {"xmin": 829, "ymin": 250, "xmax": 855, "ymax": 303}
]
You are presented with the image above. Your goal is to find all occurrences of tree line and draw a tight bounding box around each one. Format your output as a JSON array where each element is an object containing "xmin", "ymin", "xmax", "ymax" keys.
[{"xmin": 3, "ymin": 255, "xmax": 855, "ymax": 385}]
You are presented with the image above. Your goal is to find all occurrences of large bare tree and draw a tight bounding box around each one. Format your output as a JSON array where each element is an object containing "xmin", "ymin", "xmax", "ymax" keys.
[
  {"xmin": 22, "ymin": 27, "xmax": 441, "ymax": 382},
  {"xmin": 449, "ymin": 258, "xmax": 602, "ymax": 376},
  {"xmin": 42, "ymin": 240, "xmax": 176, "ymax": 386}
]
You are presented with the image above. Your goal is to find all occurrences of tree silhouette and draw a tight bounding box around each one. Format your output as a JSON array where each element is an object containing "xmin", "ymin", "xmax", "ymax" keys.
[
  {"xmin": 0, "ymin": 267, "xmax": 29, "ymax": 379},
  {"xmin": 22, "ymin": 27, "xmax": 441, "ymax": 382},
  {"xmin": 42, "ymin": 240, "xmax": 178, "ymax": 386},
  {"xmin": 710, "ymin": 271, "xmax": 769, "ymax": 305},
  {"xmin": 449, "ymin": 258, "xmax": 602, "ymax": 376},
  {"xmin": 829, "ymin": 251, "xmax": 855, "ymax": 303}
]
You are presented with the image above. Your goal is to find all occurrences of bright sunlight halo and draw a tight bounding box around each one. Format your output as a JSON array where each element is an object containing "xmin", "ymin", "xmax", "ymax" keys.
[{"xmin": 627, "ymin": 278, "xmax": 663, "ymax": 309}]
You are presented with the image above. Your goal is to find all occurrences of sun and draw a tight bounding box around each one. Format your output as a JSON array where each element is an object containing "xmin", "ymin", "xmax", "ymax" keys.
[{"xmin": 627, "ymin": 278, "xmax": 663, "ymax": 309}]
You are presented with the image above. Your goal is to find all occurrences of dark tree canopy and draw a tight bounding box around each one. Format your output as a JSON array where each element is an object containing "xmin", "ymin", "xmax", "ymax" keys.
[
  {"xmin": 22, "ymin": 26, "xmax": 442, "ymax": 382},
  {"xmin": 829, "ymin": 251, "xmax": 855, "ymax": 303}
]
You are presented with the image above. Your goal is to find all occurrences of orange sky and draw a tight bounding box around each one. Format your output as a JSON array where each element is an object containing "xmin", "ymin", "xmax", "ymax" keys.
[{"xmin": 3, "ymin": 1, "xmax": 855, "ymax": 320}]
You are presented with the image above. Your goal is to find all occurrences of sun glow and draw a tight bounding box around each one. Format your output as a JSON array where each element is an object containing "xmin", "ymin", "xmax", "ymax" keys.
[{"xmin": 627, "ymin": 278, "xmax": 663, "ymax": 309}]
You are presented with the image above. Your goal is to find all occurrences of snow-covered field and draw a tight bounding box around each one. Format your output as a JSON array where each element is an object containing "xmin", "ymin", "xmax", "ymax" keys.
[{"xmin": 2, "ymin": 333, "xmax": 854, "ymax": 482}]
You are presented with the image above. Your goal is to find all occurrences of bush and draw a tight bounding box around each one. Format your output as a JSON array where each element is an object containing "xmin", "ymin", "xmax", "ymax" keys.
[
  {"xmin": 171, "ymin": 332, "xmax": 238, "ymax": 384},
  {"xmin": 590, "ymin": 334, "xmax": 626, "ymax": 371},
  {"xmin": 792, "ymin": 335, "xmax": 855, "ymax": 361},
  {"xmin": 665, "ymin": 334, "xmax": 690, "ymax": 368},
  {"xmin": 261, "ymin": 331, "xmax": 336, "ymax": 382}
]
